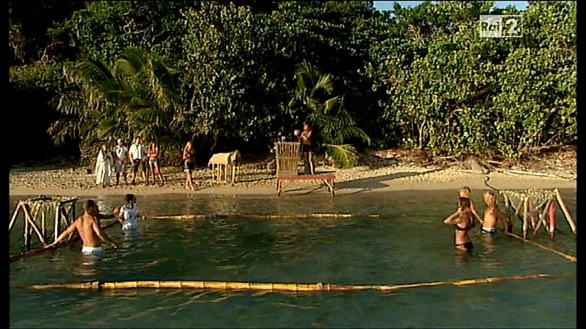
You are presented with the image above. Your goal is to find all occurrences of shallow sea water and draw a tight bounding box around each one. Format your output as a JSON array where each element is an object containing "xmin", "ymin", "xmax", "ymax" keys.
[{"xmin": 9, "ymin": 189, "xmax": 576, "ymax": 328}]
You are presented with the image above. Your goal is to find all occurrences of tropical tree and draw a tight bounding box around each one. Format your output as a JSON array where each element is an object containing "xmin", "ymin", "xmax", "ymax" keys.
[
  {"xmin": 289, "ymin": 61, "xmax": 370, "ymax": 168},
  {"xmin": 48, "ymin": 47, "xmax": 182, "ymax": 164}
]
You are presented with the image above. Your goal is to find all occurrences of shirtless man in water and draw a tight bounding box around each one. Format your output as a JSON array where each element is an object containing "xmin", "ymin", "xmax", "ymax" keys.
[
  {"xmin": 481, "ymin": 191, "xmax": 512, "ymax": 234},
  {"xmin": 46, "ymin": 200, "xmax": 118, "ymax": 257}
]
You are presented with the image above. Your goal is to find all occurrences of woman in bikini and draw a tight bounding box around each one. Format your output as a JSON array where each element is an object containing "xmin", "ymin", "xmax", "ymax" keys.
[
  {"xmin": 147, "ymin": 141, "xmax": 164, "ymax": 186},
  {"xmin": 444, "ymin": 197, "xmax": 475, "ymax": 251},
  {"xmin": 182, "ymin": 140, "xmax": 196, "ymax": 190},
  {"xmin": 458, "ymin": 186, "xmax": 483, "ymax": 226}
]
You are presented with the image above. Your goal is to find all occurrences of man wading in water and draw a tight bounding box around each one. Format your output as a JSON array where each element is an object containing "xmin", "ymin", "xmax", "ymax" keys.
[{"xmin": 46, "ymin": 200, "xmax": 119, "ymax": 258}]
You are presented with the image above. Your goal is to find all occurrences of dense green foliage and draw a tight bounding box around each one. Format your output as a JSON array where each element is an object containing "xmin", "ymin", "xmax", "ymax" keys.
[{"xmin": 9, "ymin": 1, "xmax": 576, "ymax": 165}]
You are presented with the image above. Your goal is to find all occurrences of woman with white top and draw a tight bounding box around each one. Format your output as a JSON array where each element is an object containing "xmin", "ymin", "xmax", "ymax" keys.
[{"xmin": 95, "ymin": 143, "xmax": 113, "ymax": 188}]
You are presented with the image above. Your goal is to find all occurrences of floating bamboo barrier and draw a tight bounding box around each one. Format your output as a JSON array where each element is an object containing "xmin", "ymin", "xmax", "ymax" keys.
[
  {"xmin": 26, "ymin": 273, "xmax": 551, "ymax": 293},
  {"xmin": 151, "ymin": 213, "xmax": 380, "ymax": 221},
  {"xmin": 506, "ymin": 232, "xmax": 576, "ymax": 263},
  {"xmin": 9, "ymin": 219, "xmax": 119, "ymax": 262}
]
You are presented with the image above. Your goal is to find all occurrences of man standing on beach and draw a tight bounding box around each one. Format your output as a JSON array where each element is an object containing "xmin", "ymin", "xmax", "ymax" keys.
[
  {"xmin": 300, "ymin": 121, "xmax": 315, "ymax": 175},
  {"xmin": 128, "ymin": 137, "xmax": 147, "ymax": 185},
  {"xmin": 113, "ymin": 138, "xmax": 129, "ymax": 186},
  {"xmin": 46, "ymin": 200, "xmax": 118, "ymax": 258}
]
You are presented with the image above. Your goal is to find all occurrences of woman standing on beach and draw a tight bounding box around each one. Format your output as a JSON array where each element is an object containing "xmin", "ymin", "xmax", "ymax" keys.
[
  {"xmin": 182, "ymin": 141, "xmax": 196, "ymax": 190},
  {"xmin": 147, "ymin": 141, "xmax": 164, "ymax": 186},
  {"xmin": 443, "ymin": 197, "xmax": 475, "ymax": 251},
  {"xmin": 95, "ymin": 143, "xmax": 113, "ymax": 188}
]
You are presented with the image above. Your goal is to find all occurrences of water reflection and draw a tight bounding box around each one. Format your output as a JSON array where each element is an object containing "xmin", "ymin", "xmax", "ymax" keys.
[{"xmin": 74, "ymin": 253, "xmax": 102, "ymax": 279}]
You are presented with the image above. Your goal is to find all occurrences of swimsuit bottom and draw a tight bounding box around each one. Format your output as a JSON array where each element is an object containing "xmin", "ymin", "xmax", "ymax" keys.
[
  {"xmin": 481, "ymin": 227, "xmax": 497, "ymax": 234},
  {"xmin": 81, "ymin": 246, "xmax": 104, "ymax": 257}
]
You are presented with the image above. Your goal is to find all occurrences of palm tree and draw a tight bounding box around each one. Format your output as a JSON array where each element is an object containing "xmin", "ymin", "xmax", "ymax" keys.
[
  {"xmin": 48, "ymin": 47, "xmax": 182, "ymax": 164},
  {"xmin": 288, "ymin": 60, "xmax": 370, "ymax": 168}
]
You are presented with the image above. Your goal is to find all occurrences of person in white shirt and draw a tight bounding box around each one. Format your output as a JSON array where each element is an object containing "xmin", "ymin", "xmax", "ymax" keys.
[
  {"xmin": 115, "ymin": 194, "xmax": 144, "ymax": 231},
  {"xmin": 128, "ymin": 137, "xmax": 147, "ymax": 185},
  {"xmin": 95, "ymin": 143, "xmax": 113, "ymax": 188},
  {"xmin": 113, "ymin": 138, "xmax": 129, "ymax": 185}
]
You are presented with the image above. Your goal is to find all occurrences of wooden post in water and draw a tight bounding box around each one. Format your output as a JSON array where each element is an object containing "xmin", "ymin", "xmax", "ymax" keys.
[
  {"xmin": 522, "ymin": 197, "xmax": 529, "ymax": 239},
  {"xmin": 554, "ymin": 189, "xmax": 577, "ymax": 234}
]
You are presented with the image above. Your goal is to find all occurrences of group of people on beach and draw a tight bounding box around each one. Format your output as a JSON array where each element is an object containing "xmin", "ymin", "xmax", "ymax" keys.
[
  {"xmin": 94, "ymin": 138, "xmax": 198, "ymax": 191},
  {"xmin": 444, "ymin": 187, "xmax": 513, "ymax": 252},
  {"xmin": 46, "ymin": 194, "xmax": 143, "ymax": 258},
  {"xmin": 95, "ymin": 137, "xmax": 164, "ymax": 187}
]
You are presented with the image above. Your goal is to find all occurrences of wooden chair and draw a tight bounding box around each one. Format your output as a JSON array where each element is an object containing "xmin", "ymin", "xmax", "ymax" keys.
[{"xmin": 274, "ymin": 142, "xmax": 335, "ymax": 197}]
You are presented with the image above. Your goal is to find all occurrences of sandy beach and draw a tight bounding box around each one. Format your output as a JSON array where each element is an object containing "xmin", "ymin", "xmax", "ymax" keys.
[{"xmin": 9, "ymin": 149, "xmax": 577, "ymax": 197}]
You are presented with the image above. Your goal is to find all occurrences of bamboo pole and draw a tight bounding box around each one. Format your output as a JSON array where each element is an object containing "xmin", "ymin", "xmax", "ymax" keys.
[
  {"xmin": 506, "ymin": 232, "xmax": 576, "ymax": 262},
  {"xmin": 533, "ymin": 199, "xmax": 552, "ymax": 237},
  {"xmin": 554, "ymin": 189, "xmax": 577, "ymax": 234},
  {"xmin": 54, "ymin": 204, "xmax": 60, "ymax": 243},
  {"xmin": 22, "ymin": 205, "xmax": 47, "ymax": 247},
  {"xmin": 23, "ymin": 205, "xmax": 30, "ymax": 250},
  {"xmin": 522, "ymin": 197, "xmax": 529, "ymax": 239},
  {"xmin": 27, "ymin": 274, "xmax": 551, "ymax": 292},
  {"xmin": 152, "ymin": 213, "xmax": 381, "ymax": 221},
  {"xmin": 8, "ymin": 203, "xmax": 22, "ymax": 233},
  {"xmin": 41, "ymin": 206, "xmax": 46, "ymax": 241}
]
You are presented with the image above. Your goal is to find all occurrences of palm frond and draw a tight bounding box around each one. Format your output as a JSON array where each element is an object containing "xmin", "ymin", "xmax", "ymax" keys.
[{"xmin": 325, "ymin": 144, "xmax": 360, "ymax": 168}]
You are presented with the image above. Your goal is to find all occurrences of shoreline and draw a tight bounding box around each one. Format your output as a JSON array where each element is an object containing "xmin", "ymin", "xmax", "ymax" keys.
[{"xmin": 10, "ymin": 164, "xmax": 576, "ymax": 198}]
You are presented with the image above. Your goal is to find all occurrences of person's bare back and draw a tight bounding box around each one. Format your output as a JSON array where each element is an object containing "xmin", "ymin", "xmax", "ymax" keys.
[{"xmin": 47, "ymin": 200, "xmax": 118, "ymax": 251}]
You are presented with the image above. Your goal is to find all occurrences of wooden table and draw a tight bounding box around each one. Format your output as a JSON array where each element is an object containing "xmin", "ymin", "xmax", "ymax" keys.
[{"xmin": 275, "ymin": 174, "xmax": 336, "ymax": 197}]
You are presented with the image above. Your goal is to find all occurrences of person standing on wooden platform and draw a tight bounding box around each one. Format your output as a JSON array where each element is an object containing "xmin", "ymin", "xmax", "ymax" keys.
[
  {"xmin": 300, "ymin": 121, "xmax": 315, "ymax": 175},
  {"xmin": 46, "ymin": 200, "xmax": 118, "ymax": 258}
]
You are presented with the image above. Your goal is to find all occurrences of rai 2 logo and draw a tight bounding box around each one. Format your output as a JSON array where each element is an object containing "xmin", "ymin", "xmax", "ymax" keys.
[{"xmin": 479, "ymin": 15, "xmax": 523, "ymax": 38}]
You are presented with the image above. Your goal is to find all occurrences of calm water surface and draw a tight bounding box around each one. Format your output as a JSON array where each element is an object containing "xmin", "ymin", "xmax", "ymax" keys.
[{"xmin": 9, "ymin": 190, "xmax": 576, "ymax": 328}]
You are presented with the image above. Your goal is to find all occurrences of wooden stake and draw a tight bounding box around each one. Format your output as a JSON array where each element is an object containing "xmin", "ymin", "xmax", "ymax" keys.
[
  {"xmin": 554, "ymin": 189, "xmax": 577, "ymax": 234},
  {"xmin": 27, "ymin": 274, "xmax": 552, "ymax": 292},
  {"xmin": 8, "ymin": 203, "xmax": 22, "ymax": 233},
  {"xmin": 54, "ymin": 205, "xmax": 60, "ymax": 243},
  {"xmin": 533, "ymin": 199, "xmax": 552, "ymax": 237},
  {"xmin": 23, "ymin": 205, "xmax": 47, "ymax": 247},
  {"xmin": 522, "ymin": 197, "xmax": 529, "ymax": 239},
  {"xmin": 23, "ymin": 205, "xmax": 30, "ymax": 250}
]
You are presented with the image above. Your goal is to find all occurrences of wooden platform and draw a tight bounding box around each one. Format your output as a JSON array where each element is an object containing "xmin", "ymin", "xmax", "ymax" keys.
[{"xmin": 276, "ymin": 174, "xmax": 336, "ymax": 197}]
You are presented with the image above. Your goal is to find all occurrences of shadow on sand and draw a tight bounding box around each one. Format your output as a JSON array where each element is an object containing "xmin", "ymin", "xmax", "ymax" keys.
[
  {"xmin": 278, "ymin": 168, "xmax": 446, "ymax": 196},
  {"xmin": 334, "ymin": 168, "xmax": 446, "ymax": 195}
]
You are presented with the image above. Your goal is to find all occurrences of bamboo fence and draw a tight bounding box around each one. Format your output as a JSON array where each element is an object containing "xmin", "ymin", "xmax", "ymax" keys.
[
  {"xmin": 27, "ymin": 273, "xmax": 551, "ymax": 293},
  {"xmin": 500, "ymin": 188, "xmax": 576, "ymax": 238},
  {"xmin": 9, "ymin": 196, "xmax": 78, "ymax": 251}
]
